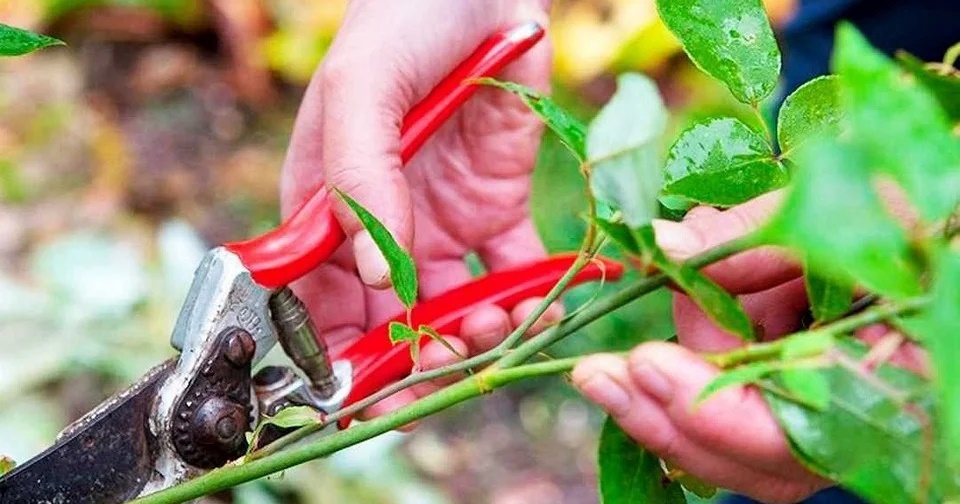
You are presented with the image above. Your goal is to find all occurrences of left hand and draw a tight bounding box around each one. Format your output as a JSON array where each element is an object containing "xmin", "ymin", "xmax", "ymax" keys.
[{"xmin": 573, "ymin": 193, "xmax": 829, "ymax": 503}]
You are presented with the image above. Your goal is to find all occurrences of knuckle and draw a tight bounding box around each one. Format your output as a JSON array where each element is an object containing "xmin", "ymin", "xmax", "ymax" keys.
[
  {"xmin": 326, "ymin": 157, "xmax": 404, "ymax": 194},
  {"xmin": 645, "ymin": 428, "xmax": 683, "ymax": 463},
  {"xmin": 604, "ymin": 399, "xmax": 634, "ymax": 420}
]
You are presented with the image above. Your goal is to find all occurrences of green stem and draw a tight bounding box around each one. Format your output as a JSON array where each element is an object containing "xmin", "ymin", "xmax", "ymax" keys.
[
  {"xmin": 498, "ymin": 250, "xmax": 594, "ymax": 351},
  {"xmin": 128, "ymin": 359, "xmax": 580, "ymax": 504},
  {"xmin": 752, "ymin": 103, "xmax": 775, "ymax": 147},
  {"xmin": 705, "ymin": 296, "xmax": 928, "ymax": 369},
  {"xmin": 943, "ymin": 41, "xmax": 960, "ymax": 71}
]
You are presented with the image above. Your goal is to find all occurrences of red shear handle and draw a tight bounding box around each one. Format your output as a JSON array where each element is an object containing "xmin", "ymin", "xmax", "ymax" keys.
[
  {"xmin": 335, "ymin": 254, "xmax": 624, "ymax": 425},
  {"xmin": 225, "ymin": 22, "xmax": 546, "ymax": 288}
]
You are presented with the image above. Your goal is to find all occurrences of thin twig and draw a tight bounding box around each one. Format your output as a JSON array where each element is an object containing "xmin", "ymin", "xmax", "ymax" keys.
[
  {"xmin": 128, "ymin": 358, "xmax": 582, "ymax": 504},
  {"xmin": 706, "ymin": 297, "xmax": 929, "ymax": 369},
  {"xmin": 131, "ymin": 231, "xmax": 765, "ymax": 503}
]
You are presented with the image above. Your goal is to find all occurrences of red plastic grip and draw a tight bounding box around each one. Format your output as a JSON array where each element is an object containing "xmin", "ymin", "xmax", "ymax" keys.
[
  {"xmin": 225, "ymin": 23, "xmax": 546, "ymax": 288},
  {"xmin": 335, "ymin": 254, "xmax": 625, "ymax": 426}
]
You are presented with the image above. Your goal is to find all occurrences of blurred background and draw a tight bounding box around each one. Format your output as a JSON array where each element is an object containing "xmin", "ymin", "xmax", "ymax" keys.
[{"xmin": 0, "ymin": 1, "xmax": 794, "ymax": 502}]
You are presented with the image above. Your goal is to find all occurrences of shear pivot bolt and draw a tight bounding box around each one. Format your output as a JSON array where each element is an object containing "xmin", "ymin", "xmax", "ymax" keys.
[
  {"xmin": 224, "ymin": 329, "xmax": 256, "ymax": 367},
  {"xmin": 194, "ymin": 398, "xmax": 247, "ymax": 449},
  {"xmin": 216, "ymin": 416, "xmax": 239, "ymax": 440}
]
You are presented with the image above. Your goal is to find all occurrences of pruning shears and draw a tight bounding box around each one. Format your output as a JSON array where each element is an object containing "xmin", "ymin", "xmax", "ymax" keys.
[{"xmin": 0, "ymin": 22, "xmax": 623, "ymax": 503}]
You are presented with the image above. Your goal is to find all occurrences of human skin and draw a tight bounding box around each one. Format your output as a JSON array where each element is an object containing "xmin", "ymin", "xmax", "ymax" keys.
[
  {"xmin": 572, "ymin": 189, "xmax": 927, "ymax": 502},
  {"xmin": 279, "ymin": 1, "xmax": 854, "ymax": 500},
  {"xmin": 573, "ymin": 193, "xmax": 830, "ymax": 503},
  {"xmin": 280, "ymin": 0, "xmax": 557, "ymax": 420}
]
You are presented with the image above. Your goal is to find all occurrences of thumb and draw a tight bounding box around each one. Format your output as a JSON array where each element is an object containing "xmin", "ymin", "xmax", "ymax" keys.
[{"xmin": 651, "ymin": 191, "xmax": 801, "ymax": 294}]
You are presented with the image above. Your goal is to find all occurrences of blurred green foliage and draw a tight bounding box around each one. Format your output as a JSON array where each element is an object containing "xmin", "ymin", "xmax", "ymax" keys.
[{"xmin": 43, "ymin": 0, "xmax": 203, "ymax": 27}]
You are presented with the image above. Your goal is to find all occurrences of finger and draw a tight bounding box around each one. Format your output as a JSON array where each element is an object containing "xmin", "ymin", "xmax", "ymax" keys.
[
  {"xmin": 673, "ymin": 294, "xmax": 743, "ymax": 352},
  {"xmin": 652, "ymin": 191, "xmax": 802, "ymax": 294},
  {"xmin": 460, "ymin": 304, "xmax": 513, "ymax": 353},
  {"xmin": 318, "ymin": 2, "xmax": 540, "ymax": 289},
  {"xmin": 364, "ymin": 283, "xmax": 406, "ymax": 328},
  {"xmin": 418, "ymin": 257, "xmax": 475, "ymax": 299},
  {"xmin": 572, "ymin": 354, "xmax": 826, "ymax": 503},
  {"xmin": 419, "ymin": 337, "xmax": 469, "ymax": 376},
  {"xmin": 626, "ymin": 343, "xmax": 816, "ymax": 478},
  {"xmin": 320, "ymin": 49, "xmax": 414, "ymax": 288},
  {"xmin": 675, "ymin": 278, "xmax": 809, "ymax": 352},
  {"xmin": 280, "ymin": 46, "xmax": 411, "ymax": 290},
  {"xmin": 477, "ymin": 218, "xmax": 548, "ymax": 272},
  {"xmin": 510, "ymin": 297, "xmax": 564, "ymax": 336}
]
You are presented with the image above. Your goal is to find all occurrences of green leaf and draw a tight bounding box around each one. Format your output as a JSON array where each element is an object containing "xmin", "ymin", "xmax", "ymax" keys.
[
  {"xmin": 674, "ymin": 474, "xmax": 717, "ymax": 499},
  {"xmin": 478, "ymin": 78, "xmax": 587, "ymax": 160},
  {"xmin": 0, "ymin": 455, "xmax": 15, "ymax": 476},
  {"xmin": 662, "ymin": 118, "xmax": 787, "ymax": 207},
  {"xmin": 662, "ymin": 460, "xmax": 718, "ymax": 498},
  {"xmin": 697, "ymin": 362, "xmax": 777, "ymax": 404},
  {"xmin": 780, "ymin": 368, "xmax": 830, "ymax": 411},
  {"xmin": 593, "ymin": 216, "xmax": 641, "ymax": 255},
  {"xmin": 335, "ymin": 189, "xmax": 418, "ymax": 308},
  {"xmin": 587, "ymin": 73, "xmax": 668, "ymax": 228},
  {"xmin": 246, "ymin": 405, "xmax": 321, "ymax": 453},
  {"xmin": 763, "ymin": 137, "xmax": 923, "ymax": 300},
  {"xmin": 805, "ymin": 271, "xmax": 853, "ymax": 323},
  {"xmin": 598, "ymin": 417, "xmax": 687, "ymax": 504},
  {"xmin": 671, "ymin": 265, "xmax": 755, "ymax": 340},
  {"xmin": 388, "ymin": 321, "xmax": 422, "ymax": 369},
  {"xmin": 388, "ymin": 321, "xmax": 419, "ymax": 344},
  {"xmin": 658, "ymin": 194, "xmax": 696, "ymax": 213},
  {"xmin": 638, "ymin": 226, "xmax": 754, "ymax": 340},
  {"xmin": 0, "ymin": 24, "xmax": 64, "ymax": 57},
  {"xmin": 906, "ymin": 251, "xmax": 960, "ymax": 472},
  {"xmin": 777, "ymin": 75, "xmax": 842, "ymax": 157},
  {"xmin": 766, "ymin": 341, "xmax": 960, "ymax": 502},
  {"xmin": 263, "ymin": 405, "xmax": 321, "ymax": 429},
  {"xmin": 655, "ymin": 0, "xmax": 780, "ymax": 104},
  {"xmin": 896, "ymin": 51, "xmax": 960, "ymax": 122},
  {"xmin": 834, "ymin": 24, "xmax": 960, "ymax": 222}
]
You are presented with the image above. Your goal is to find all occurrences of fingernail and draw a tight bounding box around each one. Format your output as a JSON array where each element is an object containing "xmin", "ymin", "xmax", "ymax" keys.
[
  {"xmin": 629, "ymin": 359, "xmax": 673, "ymax": 404},
  {"xmin": 651, "ymin": 220, "xmax": 701, "ymax": 259},
  {"xmin": 574, "ymin": 371, "xmax": 630, "ymax": 416},
  {"xmin": 354, "ymin": 231, "xmax": 391, "ymax": 288}
]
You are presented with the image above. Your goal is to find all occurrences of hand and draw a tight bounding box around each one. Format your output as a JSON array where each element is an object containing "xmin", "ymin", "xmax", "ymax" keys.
[
  {"xmin": 280, "ymin": 0, "xmax": 558, "ymax": 421},
  {"xmin": 574, "ymin": 188, "xmax": 930, "ymax": 501},
  {"xmin": 573, "ymin": 192, "xmax": 829, "ymax": 503}
]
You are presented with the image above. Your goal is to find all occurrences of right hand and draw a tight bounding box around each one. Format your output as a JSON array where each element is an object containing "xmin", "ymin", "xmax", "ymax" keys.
[{"xmin": 280, "ymin": 0, "xmax": 560, "ymax": 420}]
